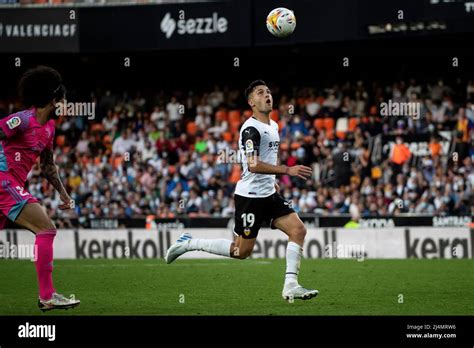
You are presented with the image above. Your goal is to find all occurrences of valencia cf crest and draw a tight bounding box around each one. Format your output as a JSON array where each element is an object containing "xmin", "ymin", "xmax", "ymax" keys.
[{"xmin": 244, "ymin": 228, "xmax": 251, "ymax": 236}]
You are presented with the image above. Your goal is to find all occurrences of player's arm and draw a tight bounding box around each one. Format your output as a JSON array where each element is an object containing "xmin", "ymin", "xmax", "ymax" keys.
[
  {"xmin": 40, "ymin": 148, "xmax": 73, "ymax": 210},
  {"xmin": 0, "ymin": 113, "xmax": 30, "ymax": 140},
  {"xmin": 248, "ymin": 157, "xmax": 311, "ymax": 180},
  {"xmin": 242, "ymin": 126, "xmax": 312, "ymax": 180}
]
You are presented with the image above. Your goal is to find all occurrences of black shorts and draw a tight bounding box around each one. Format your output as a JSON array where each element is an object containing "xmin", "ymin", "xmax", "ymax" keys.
[{"xmin": 233, "ymin": 192, "xmax": 295, "ymax": 239}]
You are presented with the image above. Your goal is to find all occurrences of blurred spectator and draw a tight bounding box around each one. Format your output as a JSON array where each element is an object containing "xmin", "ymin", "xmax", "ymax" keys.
[
  {"xmin": 389, "ymin": 136, "xmax": 411, "ymax": 184},
  {"xmin": 112, "ymin": 128, "xmax": 136, "ymax": 155}
]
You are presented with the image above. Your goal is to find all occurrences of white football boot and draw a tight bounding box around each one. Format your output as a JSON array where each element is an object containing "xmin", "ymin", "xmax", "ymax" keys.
[
  {"xmin": 282, "ymin": 284, "xmax": 319, "ymax": 301},
  {"xmin": 165, "ymin": 232, "xmax": 192, "ymax": 264},
  {"xmin": 38, "ymin": 292, "xmax": 81, "ymax": 312}
]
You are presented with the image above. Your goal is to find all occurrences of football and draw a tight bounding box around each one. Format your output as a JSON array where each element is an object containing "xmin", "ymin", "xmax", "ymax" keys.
[{"xmin": 266, "ymin": 7, "xmax": 296, "ymax": 37}]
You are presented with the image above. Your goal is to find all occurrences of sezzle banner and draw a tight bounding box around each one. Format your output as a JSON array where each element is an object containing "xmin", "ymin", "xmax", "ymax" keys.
[
  {"xmin": 79, "ymin": 1, "xmax": 251, "ymax": 52},
  {"xmin": 0, "ymin": 227, "xmax": 472, "ymax": 260},
  {"xmin": 0, "ymin": 8, "xmax": 79, "ymax": 53}
]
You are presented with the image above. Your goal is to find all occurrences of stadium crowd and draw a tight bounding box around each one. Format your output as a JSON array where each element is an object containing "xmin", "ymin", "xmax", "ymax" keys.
[{"xmin": 1, "ymin": 78, "xmax": 473, "ymax": 223}]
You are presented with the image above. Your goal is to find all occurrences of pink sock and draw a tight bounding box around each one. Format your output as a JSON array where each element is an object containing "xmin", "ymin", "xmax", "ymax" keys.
[{"xmin": 34, "ymin": 229, "xmax": 57, "ymax": 301}]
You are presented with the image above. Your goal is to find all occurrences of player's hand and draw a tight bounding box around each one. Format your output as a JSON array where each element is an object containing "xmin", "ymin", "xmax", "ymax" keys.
[
  {"xmin": 59, "ymin": 194, "xmax": 74, "ymax": 210},
  {"xmin": 287, "ymin": 165, "xmax": 312, "ymax": 180},
  {"xmin": 274, "ymin": 182, "xmax": 280, "ymax": 192}
]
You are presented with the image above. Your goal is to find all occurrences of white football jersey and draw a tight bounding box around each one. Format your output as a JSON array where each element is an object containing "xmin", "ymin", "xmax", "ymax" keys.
[{"xmin": 235, "ymin": 116, "xmax": 280, "ymax": 198}]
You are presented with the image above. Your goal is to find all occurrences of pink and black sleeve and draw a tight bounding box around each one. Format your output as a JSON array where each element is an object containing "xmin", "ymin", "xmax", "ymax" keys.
[{"xmin": 0, "ymin": 112, "xmax": 31, "ymax": 138}]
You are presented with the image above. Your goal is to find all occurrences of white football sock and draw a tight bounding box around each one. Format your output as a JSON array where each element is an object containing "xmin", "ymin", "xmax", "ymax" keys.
[
  {"xmin": 285, "ymin": 241, "xmax": 302, "ymax": 288},
  {"xmin": 186, "ymin": 239, "xmax": 232, "ymax": 257}
]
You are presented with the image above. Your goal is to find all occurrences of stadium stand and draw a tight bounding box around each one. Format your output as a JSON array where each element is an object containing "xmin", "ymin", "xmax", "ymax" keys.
[{"xmin": 1, "ymin": 78, "xmax": 473, "ymax": 220}]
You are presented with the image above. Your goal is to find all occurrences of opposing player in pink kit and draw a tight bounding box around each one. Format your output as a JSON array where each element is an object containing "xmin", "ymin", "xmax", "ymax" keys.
[{"xmin": 0, "ymin": 66, "xmax": 80, "ymax": 311}]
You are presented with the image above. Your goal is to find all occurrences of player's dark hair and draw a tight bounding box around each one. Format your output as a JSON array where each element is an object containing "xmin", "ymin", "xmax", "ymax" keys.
[
  {"xmin": 244, "ymin": 80, "xmax": 267, "ymax": 100},
  {"xmin": 18, "ymin": 66, "xmax": 66, "ymax": 108}
]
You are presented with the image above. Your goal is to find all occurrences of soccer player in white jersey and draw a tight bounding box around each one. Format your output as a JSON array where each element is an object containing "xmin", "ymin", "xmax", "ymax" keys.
[{"xmin": 166, "ymin": 80, "xmax": 318, "ymax": 301}]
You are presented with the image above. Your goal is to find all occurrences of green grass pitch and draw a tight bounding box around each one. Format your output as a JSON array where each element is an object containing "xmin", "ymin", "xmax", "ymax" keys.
[{"xmin": 0, "ymin": 258, "xmax": 473, "ymax": 315}]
